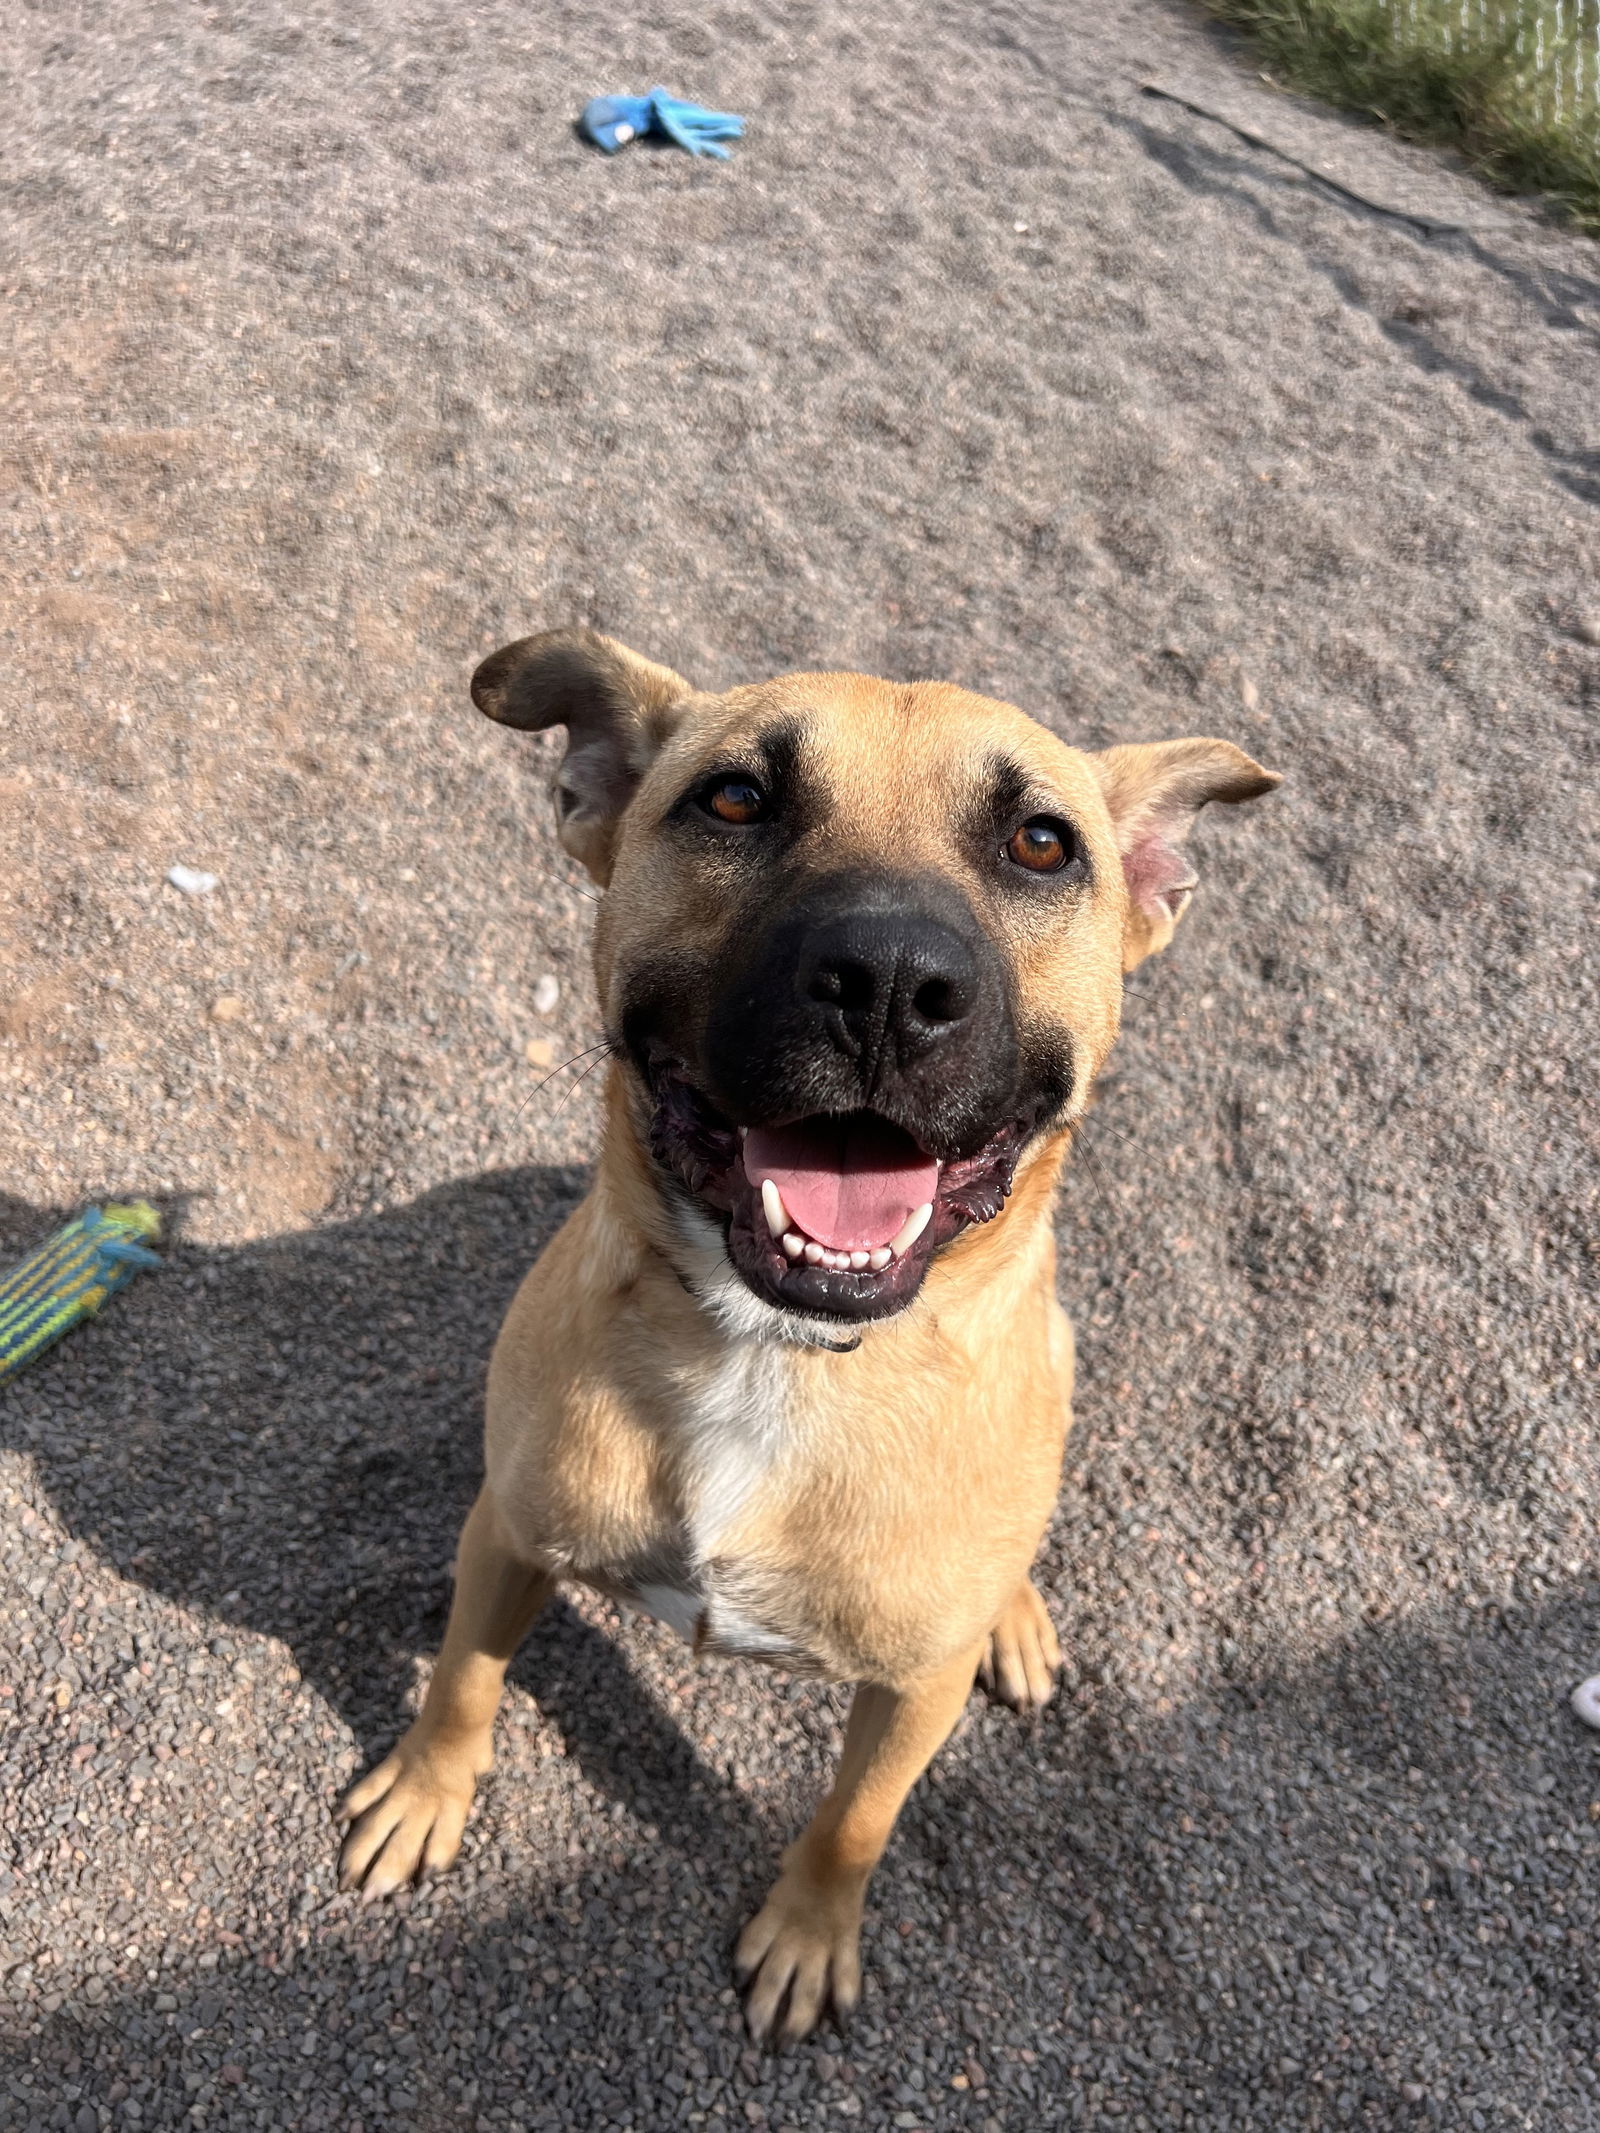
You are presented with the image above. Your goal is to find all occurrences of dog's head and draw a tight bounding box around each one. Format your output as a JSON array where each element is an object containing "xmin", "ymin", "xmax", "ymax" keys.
[{"xmin": 474, "ymin": 629, "xmax": 1278, "ymax": 1332}]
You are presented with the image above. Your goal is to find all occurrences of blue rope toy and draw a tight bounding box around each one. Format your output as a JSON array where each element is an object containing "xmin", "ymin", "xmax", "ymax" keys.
[
  {"xmin": 579, "ymin": 88, "xmax": 745, "ymax": 159},
  {"xmin": 0, "ymin": 1202, "xmax": 162, "ymax": 1384}
]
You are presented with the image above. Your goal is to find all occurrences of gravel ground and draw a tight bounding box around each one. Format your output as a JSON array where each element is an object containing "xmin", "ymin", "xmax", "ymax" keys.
[{"xmin": 3, "ymin": 1, "xmax": 1599, "ymax": 2128}]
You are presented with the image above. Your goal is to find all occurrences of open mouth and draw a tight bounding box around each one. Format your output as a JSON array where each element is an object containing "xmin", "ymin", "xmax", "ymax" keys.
[
  {"xmin": 648, "ymin": 1072, "xmax": 1025, "ymax": 1323},
  {"xmin": 746, "ymin": 1112, "xmax": 939, "ymax": 1272}
]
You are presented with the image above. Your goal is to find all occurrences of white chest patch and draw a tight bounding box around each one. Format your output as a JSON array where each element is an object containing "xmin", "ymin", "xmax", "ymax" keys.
[
  {"xmin": 599, "ymin": 1309, "xmax": 794, "ymax": 1653},
  {"xmin": 678, "ymin": 1337, "xmax": 791, "ymax": 1565},
  {"xmin": 588, "ymin": 1193, "xmax": 825, "ymax": 1663}
]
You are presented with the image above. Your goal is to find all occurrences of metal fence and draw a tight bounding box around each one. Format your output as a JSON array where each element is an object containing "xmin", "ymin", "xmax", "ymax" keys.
[{"xmin": 1387, "ymin": 0, "xmax": 1600, "ymax": 127}]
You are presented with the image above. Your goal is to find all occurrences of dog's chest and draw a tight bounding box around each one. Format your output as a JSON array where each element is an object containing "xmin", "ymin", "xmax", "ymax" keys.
[{"xmin": 580, "ymin": 1342, "xmax": 824, "ymax": 1671}]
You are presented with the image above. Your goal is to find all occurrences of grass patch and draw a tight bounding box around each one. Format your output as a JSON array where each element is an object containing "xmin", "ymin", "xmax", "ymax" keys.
[{"xmin": 1201, "ymin": 0, "xmax": 1600, "ymax": 232}]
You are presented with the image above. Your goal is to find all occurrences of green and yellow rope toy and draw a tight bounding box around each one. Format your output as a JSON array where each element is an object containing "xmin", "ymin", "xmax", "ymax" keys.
[{"xmin": 0, "ymin": 1202, "xmax": 162, "ymax": 1384}]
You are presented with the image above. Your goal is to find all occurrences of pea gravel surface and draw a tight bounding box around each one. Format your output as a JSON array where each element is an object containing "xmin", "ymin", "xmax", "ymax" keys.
[{"xmin": 2, "ymin": 1, "xmax": 1598, "ymax": 2129}]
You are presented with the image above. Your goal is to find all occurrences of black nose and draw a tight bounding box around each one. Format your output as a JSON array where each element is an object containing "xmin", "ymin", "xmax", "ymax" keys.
[{"xmin": 799, "ymin": 913, "xmax": 978, "ymax": 1068}]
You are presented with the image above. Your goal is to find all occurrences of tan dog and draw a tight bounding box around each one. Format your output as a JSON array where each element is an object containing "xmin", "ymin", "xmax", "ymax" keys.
[{"xmin": 337, "ymin": 630, "xmax": 1277, "ymax": 2040}]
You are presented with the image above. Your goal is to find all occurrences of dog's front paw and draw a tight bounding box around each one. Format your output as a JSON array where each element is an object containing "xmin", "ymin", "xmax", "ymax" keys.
[
  {"xmin": 335, "ymin": 1727, "xmax": 486, "ymax": 1899},
  {"xmin": 735, "ymin": 1867, "xmax": 865, "ymax": 2044},
  {"xmin": 977, "ymin": 1577, "xmax": 1062, "ymax": 1714}
]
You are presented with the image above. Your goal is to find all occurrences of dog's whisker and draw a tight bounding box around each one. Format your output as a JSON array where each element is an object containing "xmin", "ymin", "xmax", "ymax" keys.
[
  {"xmin": 1074, "ymin": 1112, "xmax": 1139, "ymax": 1150},
  {"xmin": 507, "ymin": 1041, "xmax": 617, "ymax": 1132},
  {"xmin": 1064, "ymin": 1119, "xmax": 1122, "ymax": 1227},
  {"xmin": 542, "ymin": 1045, "xmax": 615, "ymax": 1132},
  {"xmin": 557, "ymin": 866, "xmax": 603, "ymax": 905}
]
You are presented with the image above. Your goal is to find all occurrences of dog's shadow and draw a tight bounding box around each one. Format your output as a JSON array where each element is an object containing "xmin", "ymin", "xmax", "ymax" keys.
[
  {"xmin": 8, "ymin": 1183, "xmax": 1600, "ymax": 2123},
  {"xmin": 0, "ymin": 1171, "xmax": 766, "ymax": 1861}
]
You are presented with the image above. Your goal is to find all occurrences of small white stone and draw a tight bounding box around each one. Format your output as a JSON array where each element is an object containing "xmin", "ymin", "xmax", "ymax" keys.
[
  {"xmin": 531, "ymin": 973, "xmax": 560, "ymax": 1016},
  {"xmin": 1570, "ymin": 1674, "xmax": 1600, "ymax": 1729},
  {"xmin": 166, "ymin": 864, "xmax": 218, "ymax": 896}
]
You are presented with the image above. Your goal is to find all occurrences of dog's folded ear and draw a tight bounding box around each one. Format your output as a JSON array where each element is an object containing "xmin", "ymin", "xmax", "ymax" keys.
[
  {"xmin": 471, "ymin": 628, "xmax": 692, "ymax": 883},
  {"xmin": 1089, "ymin": 738, "xmax": 1280, "ymax": 971}
]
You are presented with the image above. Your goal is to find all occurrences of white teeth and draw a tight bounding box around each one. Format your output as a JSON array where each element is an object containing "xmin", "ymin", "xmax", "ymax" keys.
[
  {"xmin": 888, "ymin": 1203, "xmax": 934, "ymax": 1259},
  {"xmin": 738, "ymin": 1125, "xmax": 748, "ymax": 1139},
  {"xmin": 773, "ymin": 1190, "xmax": 929, "ymax": 1276},
  {"xmin": 760, "ymin": 1179, "xmax": 790, "ymax": 1239}
]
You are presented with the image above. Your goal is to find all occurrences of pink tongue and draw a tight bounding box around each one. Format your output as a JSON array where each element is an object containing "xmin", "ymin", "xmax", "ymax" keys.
[{"xmin": 743, "ymin": 1116, "xmax": 940, "ymax": 1251}]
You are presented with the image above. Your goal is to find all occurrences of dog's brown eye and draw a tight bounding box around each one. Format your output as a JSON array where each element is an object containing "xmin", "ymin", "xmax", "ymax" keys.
[
  {"xmin": 704, "ymin": 777, "xmax": 768, "ymax": 825},
  {"xmin": 1006, "ymin": 816, "xmax": 1074, "ymax": 873}
]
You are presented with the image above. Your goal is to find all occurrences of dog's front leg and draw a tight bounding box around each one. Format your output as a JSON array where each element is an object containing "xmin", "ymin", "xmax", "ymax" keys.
[
  {"xmin": 337, "ymin": 1486, "xmax": 551, "ymax": 1897},
  {"xmin": 736, "ymin": 1642, "xmax": 983, "ymax": 2043}
]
